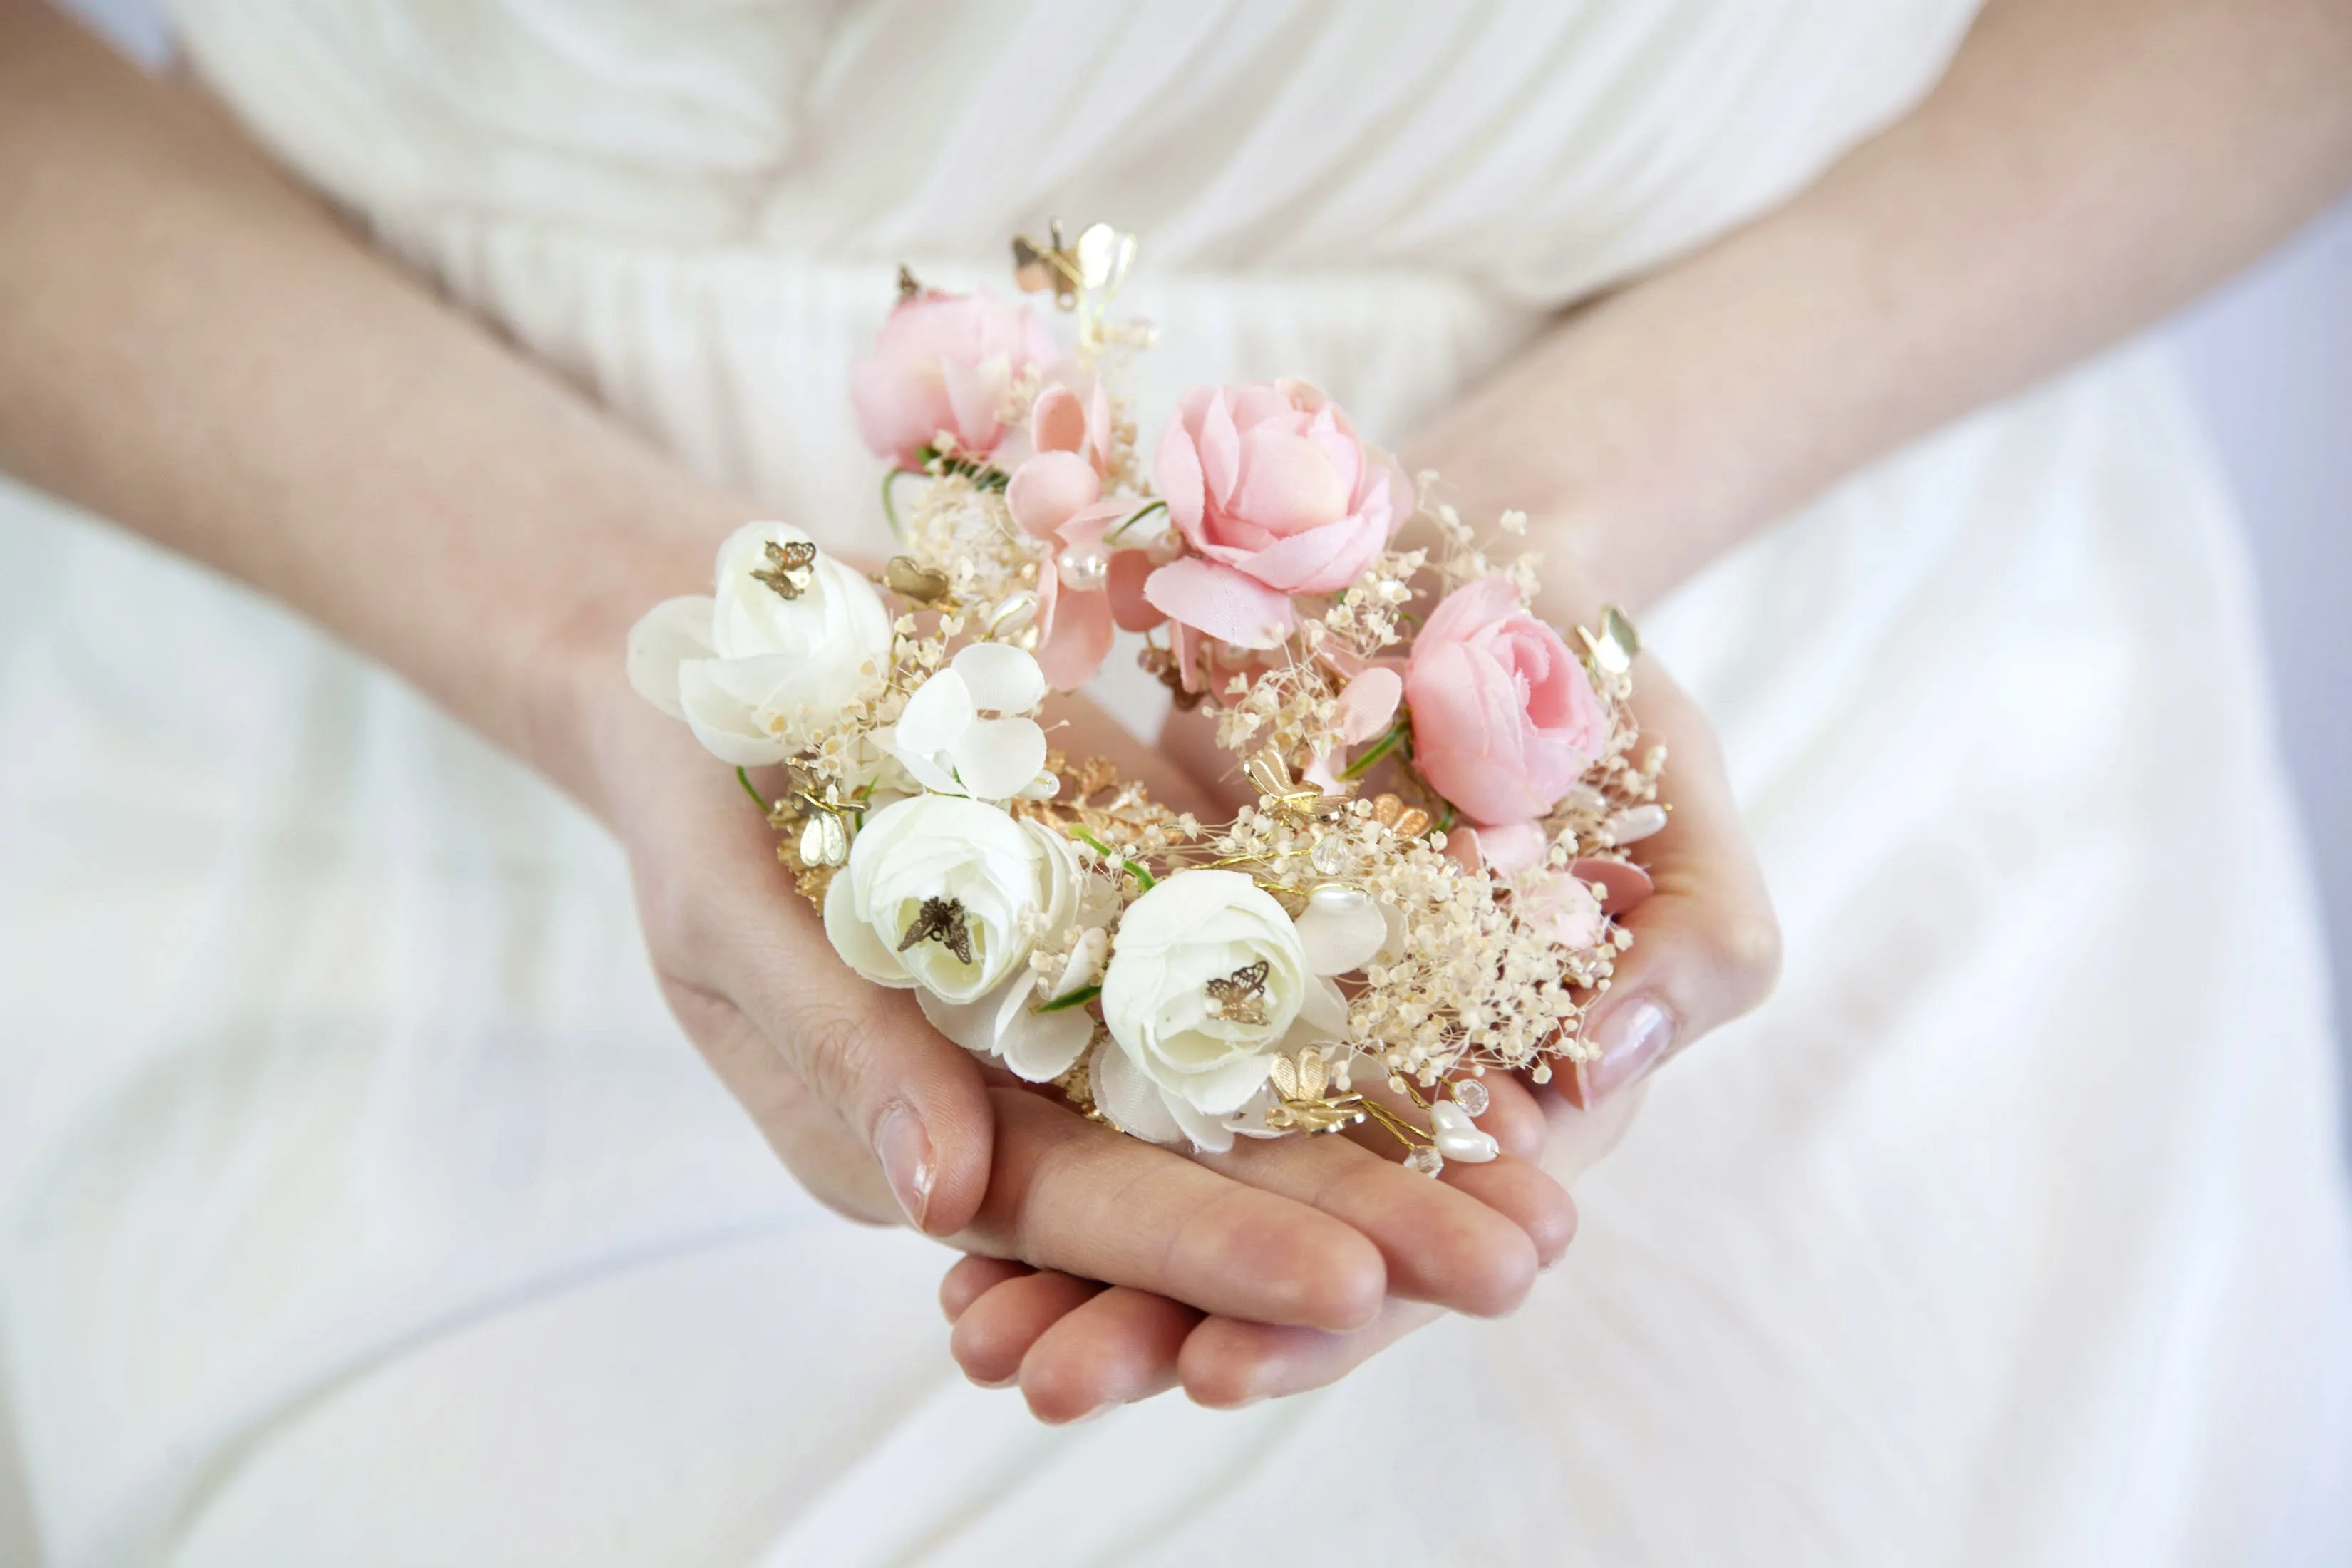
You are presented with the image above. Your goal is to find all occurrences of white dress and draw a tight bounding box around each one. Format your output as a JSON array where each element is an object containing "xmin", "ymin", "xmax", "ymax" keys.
[{"xmin": 2, "ymin": 2, "xmax": 2348, "ymax": 1563}]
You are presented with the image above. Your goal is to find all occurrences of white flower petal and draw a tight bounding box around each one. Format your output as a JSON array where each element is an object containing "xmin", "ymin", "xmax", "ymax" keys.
[
  {"xmin": 951, "ymin": 641, "xmax": 1047, "ymax": 714},
  {"xmin": 1091, "ymin": 1038, "xmax": 1186, "ymax": 1146},
  {"xmin": 882, "ymin": 724, "xmax": 961, "ymax": 794},
  {"xmin": 994, "ymin": 979, "xmax": 1093, "ymax": 1081},
  {"xmin": 625, "ymin": 597, "xmax": 716, "ymax": 719},
  {"xmin": 1294, "ymin": 886, "xmax": 1388, "ymax": 976},
  {"xmin": 895, "ymin": 667, "xmax": 975, "ymax": 755},
  {"xmin": 1296, "ymin": 975, "xmax": 1351, "ymax": 1040},
  {"xmin": 676, "ymin": 660, "xmax": 792, "ymax": 766},
  {"xmin": 951, "ymin": 716, "xmax": 1048, "ymax": 801},
  {"xmin": 1168, "ymin": 1093, "xmax": 1237, "ymax": 1155},
  {"xmin": 824, "ymin": 866, "xmax": 914, "ymax": 987},
  {"xmin": 916, "ymin": 983, "xmax": 1001, "ymax": 1056},
  {"xmin": 1055, "ymin": 925, "xmax": 1108, "ymax": 994},
  {"xmin": 1177, "ymin": 1048, "xmax": 1279, "ymax": 1117}
]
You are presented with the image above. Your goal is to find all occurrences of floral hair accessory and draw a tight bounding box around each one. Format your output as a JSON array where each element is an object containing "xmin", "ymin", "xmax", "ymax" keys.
[{"xmin": 627, "ymin": 228, "xmax": 1663, "ymax": 1174}]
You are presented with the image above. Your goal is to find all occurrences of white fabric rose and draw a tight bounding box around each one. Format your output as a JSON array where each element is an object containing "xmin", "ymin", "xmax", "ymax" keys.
[
  {"xmin": 823, "ymin": 794, "xmax": 1103, "ymax": 1080},
  {"xmin": 626, "ymin": 522, "xmax": 894, "ymax": 766},
  {"xmin": 1095, "ymin": 869, "xmax": 1353, "ymax": 1153},
  {"xmin": 887, "ymin": 643, "xmax": 1051, "ymax": 801}
]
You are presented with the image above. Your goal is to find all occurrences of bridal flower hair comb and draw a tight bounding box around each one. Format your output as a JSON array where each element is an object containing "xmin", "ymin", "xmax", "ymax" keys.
[{"xmin": 628, "ymin": 225, "xmax": 1663, "ymax": 1171}]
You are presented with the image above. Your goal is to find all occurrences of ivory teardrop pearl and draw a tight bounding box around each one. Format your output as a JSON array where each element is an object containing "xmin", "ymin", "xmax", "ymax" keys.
[{"xmin": 1428, "ymin": 1100, "xmax": 1499, "ymax": 1163}]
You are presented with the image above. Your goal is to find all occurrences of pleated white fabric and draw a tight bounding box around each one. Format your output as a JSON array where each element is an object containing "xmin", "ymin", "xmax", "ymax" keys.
[{"xmin": 0, "ymin": 1, "xmax": 2346, "ymax": 1562}]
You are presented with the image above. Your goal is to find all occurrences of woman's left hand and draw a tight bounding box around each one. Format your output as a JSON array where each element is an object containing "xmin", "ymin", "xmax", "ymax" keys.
[{"xmin": 927, "ymin": 628, "xmax": 1780, "ymax": 1420}]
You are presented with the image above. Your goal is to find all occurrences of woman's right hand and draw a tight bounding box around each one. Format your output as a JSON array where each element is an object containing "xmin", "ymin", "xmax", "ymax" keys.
[{"xmin": 581, "ymin": 669, "xmax": 1577, "ymax": 1344}]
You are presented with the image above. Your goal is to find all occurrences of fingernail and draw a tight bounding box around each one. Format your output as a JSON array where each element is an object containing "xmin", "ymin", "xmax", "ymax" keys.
[
  {"xmin": 1582, "ymin": 999, "xmax": 1673, "ymax": 1105},
  {"xmin": 1060, "ymin": 1399, "xmax": 1120, "ymax": 1426},
  {"xmin": 877, "ymin": 1106, "xmax": 934, "ymax": 1232}
]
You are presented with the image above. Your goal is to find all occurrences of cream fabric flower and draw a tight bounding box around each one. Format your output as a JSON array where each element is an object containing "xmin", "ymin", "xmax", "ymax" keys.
[
  {"xmin": 626, "ymin": 522, "xmax": 894, "ymax": 766},
  {"xmin": 1095, "ymin": 870, "xmax": 1352, "ymax": 1152},
  {"xmin": 886, "ymin": 644, "xmax": 1051, "ymax": 802},
  {"xmin": 823, "ymin": 795, "xmax": 1100, "ymax": 1080}
]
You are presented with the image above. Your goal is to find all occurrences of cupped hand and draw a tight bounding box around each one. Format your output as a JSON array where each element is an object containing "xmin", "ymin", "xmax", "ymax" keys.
[
  {"xmin": 582, "ymin": 673, "xmax": 1575, "ymax": 1340},
  {"xmin": 941, "ymin": 626, "xmax": 1780, "ymax": 1420}
]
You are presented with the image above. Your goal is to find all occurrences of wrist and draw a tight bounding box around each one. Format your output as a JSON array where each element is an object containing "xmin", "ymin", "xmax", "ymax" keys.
[{"xmin": 505, "ymin": 502, "xmax": 739, "ymax": 828}]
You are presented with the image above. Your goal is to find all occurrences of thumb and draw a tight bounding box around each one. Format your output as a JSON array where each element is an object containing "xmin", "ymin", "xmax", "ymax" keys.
[
  {"xmin": 1561, "ymin": 658, "xmax": 1781, "ymax": 1110},
  {"xmin": 637, "ymin": 753, "xmax": 1000, "ymax": 1238}
]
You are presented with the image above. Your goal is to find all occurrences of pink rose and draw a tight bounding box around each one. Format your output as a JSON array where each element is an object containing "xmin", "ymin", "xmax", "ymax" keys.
[
  {"xmin": 1144, "ymin": 381, "xmax": 1412, "ymax": 649},
  {"xmin": 1405, "ymin": 575, "xmax": 1608, "ymax": 827},
  {"xmin": 851, "ymin": 291, "xmax": 1060, "ymax": 468}
]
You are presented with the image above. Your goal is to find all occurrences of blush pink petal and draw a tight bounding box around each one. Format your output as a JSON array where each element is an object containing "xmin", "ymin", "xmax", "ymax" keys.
[
  {"xmin": 1334, "ymin": 667, "xmax": 1403, "ymax": 743},
  {"xmin": 1031, "ymin": 383, "xmax": 1088, "ymax": 455},
  {"xmin": 1418, "ymin": 572, "xmax": 1522, "ymax": 643},
  {"xmin": 850, "ymin": 355, "xmax": 946, "ymax": 469},
  {"xmin": 1155, "ymin": 413, "xmax": 1206, "ymax": 533},
  {"xmin": 1232, "ymin": 430, "xmax": 1349, "ymax": 535},
  {"xmin": 1197, "ymin": 391, "xmax": 1242, "ymax": 510},
  {"xmin": 1516, "ymin": 867, "xmax": 1606, "ymax": 949},
  {"xmin": 1472, "ymin": 822, "xmax": 1548, "ymax": 877},
  {"xmin": 1170, "ymin": 618, "xmax": 1202, "ymax": 693},
  {"xmin": 1033, "ymin": 577, "xmax": 1116, "ymax": 690},
  {"xmin": 1143, "ymin": 557, "xmax": 1296, "ymax": 649},
  {"xmin": 1085, "ymin": 381, "xmax": 1114, "ymax": 468},
  {"xmin": 1053, "ymin": 497, "xmax": 1130, "ymax": 554},
  {"xmin": 1006, "ymin": 450, "xmax": 1100, "ymax": 537},
  {"xmin": 1231, "ymin": 512, "xmax": 1386, "ymax": 594},
  {"xmin": 1106, "ymin": 550, "xmax": 1165, "ymax": 631}
]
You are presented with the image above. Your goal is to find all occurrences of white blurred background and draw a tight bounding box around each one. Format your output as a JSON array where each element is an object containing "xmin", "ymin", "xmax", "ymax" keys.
[{"xmin": 48, "ymin": 0, "xmax": 2352, "ymax": 1084}]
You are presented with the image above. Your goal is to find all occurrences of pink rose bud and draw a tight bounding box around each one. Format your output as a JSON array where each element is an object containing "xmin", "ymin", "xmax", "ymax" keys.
[
  {"xmin": 1143, "ymin": 380, "xmax": 1413, "ymax": 648},
  {"xmin": 1404, "ymin": 575, "xmax": 1609, "ymax": 827},
  {"xmin": 850, "ymin": 291, "xmax": 1060, "ymax": 468}
]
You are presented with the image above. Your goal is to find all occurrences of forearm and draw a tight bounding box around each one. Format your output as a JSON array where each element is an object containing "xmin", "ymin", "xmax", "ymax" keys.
[
  {"xmin": 1410, "ymin": 0, "xmax": 2352, "ymax": 613},
  {"xmin": 0, "ymin": 2, "xmax": 738, "ymax": 817}
]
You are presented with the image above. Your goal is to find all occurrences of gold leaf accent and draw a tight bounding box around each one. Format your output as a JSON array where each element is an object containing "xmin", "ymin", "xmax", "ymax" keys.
[
  {"xmin": 883, "ymin": 555, "xmax": 951, "ymax": 604},
  {"xmin": 1577, "ymin": 603, "xmax": 1641, "ymax": 675}
]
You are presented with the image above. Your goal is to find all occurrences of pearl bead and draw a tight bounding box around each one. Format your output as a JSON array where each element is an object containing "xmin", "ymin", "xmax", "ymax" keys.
[
  {"xmin": 1428, "ymin": 1100, "xmax": 1499, "ymax": 1162},
  {"xmin": 1606, "ymin": 804, "xmax": 1668, "ymax": 845},
  {"xmin": 1056, "ymin": 547, "xmax": 1109, "ymax": 592}
]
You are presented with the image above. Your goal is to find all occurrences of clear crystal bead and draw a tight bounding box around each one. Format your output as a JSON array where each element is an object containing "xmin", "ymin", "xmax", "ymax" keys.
[
  {"xmin": 1450, "ymin": 1078, "xmax": 1491, "ymax": 1118},
  {"xmin": 1309, "ymin": 834, "xmax": 1351, "ymax": 875},
  {"xmin": 1404, "ymin": 1145, "xmax": 1445, "ymax": 1177}
]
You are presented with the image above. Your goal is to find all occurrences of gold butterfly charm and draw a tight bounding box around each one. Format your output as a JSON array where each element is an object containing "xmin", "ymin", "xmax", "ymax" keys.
[
  {"xmin": 897, "ymin": 897, "xmax": 974, "ymax": 965},
  {"xmin": 752, "ymin": 539, "xmax": 819, "ymax": 601},
  {"xmin": 1011, "ymin": 220, "xmax": 1135, "ymax": 309},
  {"xmin": 1203, "ymin": 959, "xmax": 1270, "ymax": 1026},
  {"xmin": 1265, "ymin": 1047, "xmax": 1366, "ymax": 1134}
]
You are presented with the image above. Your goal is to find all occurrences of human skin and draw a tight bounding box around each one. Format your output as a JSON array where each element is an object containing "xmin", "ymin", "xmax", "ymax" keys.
[{"xmin": 946, "ymin": 0, "xmax": 2352, "ymax": 1418}]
